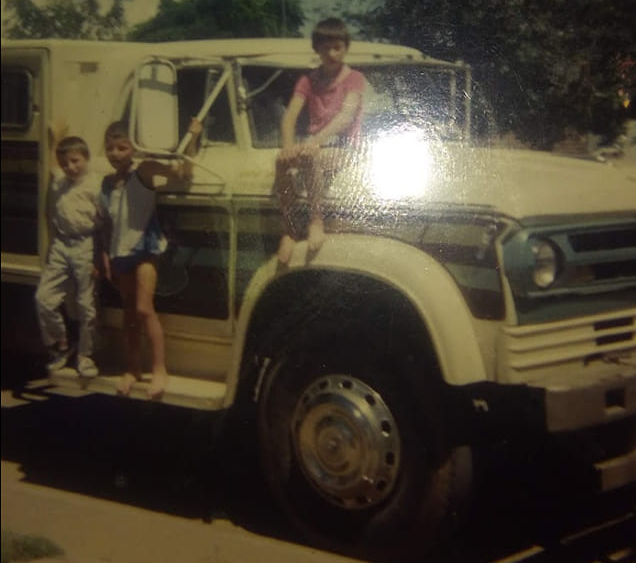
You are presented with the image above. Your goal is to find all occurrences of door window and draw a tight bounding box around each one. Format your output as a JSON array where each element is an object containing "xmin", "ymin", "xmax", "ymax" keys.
[
  {"xmin": 236, "ymin": 204, "xmax": 282, "ymax": 312},
  {"xmin": 1, "ymin": 68, "xmax": 33, "ymax": 130},
  {"xmin": 100, "ymin": 202, "xmax": 230, "ymax": 320},
  {"xmin": 0, "ymin": 139, "xmax": 39, "ymax": 255},
  {"xmin": 177, "ymin": 66, "xmax": 236, "ymax": 145}
]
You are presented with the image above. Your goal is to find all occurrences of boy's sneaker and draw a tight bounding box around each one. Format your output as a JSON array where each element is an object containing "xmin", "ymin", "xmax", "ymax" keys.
[
  {"xmin": 46, "ymin": 345, "xmax": 75, "ymax": 372},
  {"xmin": 77, "ymin": 355, "xmax": 99, "ymax": 378}
]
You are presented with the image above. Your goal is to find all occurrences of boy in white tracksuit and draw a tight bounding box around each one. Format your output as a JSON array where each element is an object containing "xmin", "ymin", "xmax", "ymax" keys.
[{"xmin": 35, "ymin": 132, "xmax": 103, "ymax": 377}]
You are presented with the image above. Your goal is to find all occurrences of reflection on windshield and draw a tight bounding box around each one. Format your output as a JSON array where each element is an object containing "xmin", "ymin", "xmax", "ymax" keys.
[
  {"xmin": 368, "ymin": 128, "xmax": 435, "ymax": 199},
  {"xmin": 243, "ymin": 65, "xmax": 466, "ymax": 148}
]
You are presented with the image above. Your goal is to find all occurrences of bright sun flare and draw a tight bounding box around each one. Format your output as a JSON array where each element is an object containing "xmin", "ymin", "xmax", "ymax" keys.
[{"xmin": 368, "ymin": 129, "xmax": 435, "ymax": 201}]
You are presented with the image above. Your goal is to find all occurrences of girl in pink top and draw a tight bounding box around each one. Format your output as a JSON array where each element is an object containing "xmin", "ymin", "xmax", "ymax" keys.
[{"xmin": 275, "ymin": 18, "xmax": 365, "ymax": 263}]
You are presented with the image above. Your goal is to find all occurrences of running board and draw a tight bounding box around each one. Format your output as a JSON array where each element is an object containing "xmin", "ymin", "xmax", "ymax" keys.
[{"xmin": 49, "ymin": 368, "xmax": 227, "ymax": 410}]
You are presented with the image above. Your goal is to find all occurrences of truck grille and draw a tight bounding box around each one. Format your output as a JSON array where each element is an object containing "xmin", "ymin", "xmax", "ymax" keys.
[
  {"xmin": 504, "ymin": 219, "xmax": 636, "ymax": 324},
  {"xmin": 569, "ymin": 228, "xmax": 636, "ymax": 252},
  {"xmin": 594, "ymin": 316, "xmax": 634, "ymax": 346},
  {"xmin": 560, "ymin": 224, "xmax": 636, "ymax": 288},
  {"xmin": 501, "ymin": 308, "xmax": 636, "ymax": 382}
]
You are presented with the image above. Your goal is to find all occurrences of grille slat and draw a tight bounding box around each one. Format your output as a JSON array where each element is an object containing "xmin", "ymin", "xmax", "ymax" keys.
[
  {"xmin": 503, "ymin": 310, "xmax": 636, "ymax": 373},
  {"xmin": 569, "ymin": 228, "xmax": 636, "ymax": 252}
]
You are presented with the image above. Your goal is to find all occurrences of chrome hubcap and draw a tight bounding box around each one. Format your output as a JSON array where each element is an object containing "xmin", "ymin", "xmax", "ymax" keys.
[{"xmin": 291, "ymin": 375, "xmax": 401, "ymax": 509}]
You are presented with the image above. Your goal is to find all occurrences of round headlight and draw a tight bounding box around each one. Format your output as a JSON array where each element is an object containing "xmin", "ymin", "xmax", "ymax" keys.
[{"xmin": 531, "ymin": 239, "xmax": 560, "ymax": 288}]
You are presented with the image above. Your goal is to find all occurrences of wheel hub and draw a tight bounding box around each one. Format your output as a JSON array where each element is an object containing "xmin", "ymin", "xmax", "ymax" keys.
[{"xmin": 291, "ymin": 375, "xmax": 401, "ymax": 509}]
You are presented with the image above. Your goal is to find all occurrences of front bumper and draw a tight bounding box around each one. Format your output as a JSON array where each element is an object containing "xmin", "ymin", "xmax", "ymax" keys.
[
  {"xmin": 456, "ymin": 370, "xmax": 636, "ymax": 491},
  {"xmin": 542, "ymin": 369, "xmax": 636, "ymax": 432},
  {"xmin": 595, "ymin": 450, "xmax": 636, "ymax": 491},
  {"xmin": 457, "ymin": 367, "xmax": 636, "ymax": 438},
  {"xmin": 541, "ymin": 372, "xmax": 636, "ymax": 491}
]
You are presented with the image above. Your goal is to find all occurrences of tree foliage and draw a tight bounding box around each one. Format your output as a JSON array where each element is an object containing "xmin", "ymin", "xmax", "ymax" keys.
[
  {"xmin": 302, "ymin": 0, "xmax": 382, "ymax": 37},
  {"xmin": 129, "ymin": 0, "xmax": 304, "ymax": 42},
  {"xmin": 3, "ymin": 0, "xmax": 126, "ymax": 40},
  {"xmin": 355, "ymin": 0, "xmax": 636, "ymax": 147}
]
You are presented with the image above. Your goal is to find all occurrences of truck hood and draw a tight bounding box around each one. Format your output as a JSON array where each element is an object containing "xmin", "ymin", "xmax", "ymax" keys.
[{"xmin": 332, "ymin": 143, "xmax": 636, "ymax": 220}]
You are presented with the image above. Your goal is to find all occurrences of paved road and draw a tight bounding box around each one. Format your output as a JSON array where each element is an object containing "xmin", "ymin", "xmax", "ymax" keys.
[{"xmin": 2, "ymin": 361, "xmax": 635, "ymax": 563}]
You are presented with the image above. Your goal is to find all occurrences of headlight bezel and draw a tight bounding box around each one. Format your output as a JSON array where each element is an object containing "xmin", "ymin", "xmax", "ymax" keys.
[{"xmin": 530, "ymin": 238, "xmax": 562, "ymax": 289}]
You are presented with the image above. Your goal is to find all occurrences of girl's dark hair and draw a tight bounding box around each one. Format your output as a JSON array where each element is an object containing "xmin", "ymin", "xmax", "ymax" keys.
[
  {"xmin": 104, "ymin": 121, "xmax": 130, "ymax": 142},
  {"xmin": 56, "ymin": 136, "xmax": 90, "ymax": 159},
  {"xmin": 311, "ymin": 17, "xmax": 350, "ymax": 51}
]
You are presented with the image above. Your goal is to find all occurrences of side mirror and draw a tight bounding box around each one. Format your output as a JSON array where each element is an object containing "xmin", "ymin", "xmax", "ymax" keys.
[{"xmin": 132, "ymin": 60, "xmax": 179, "ymax": 151}]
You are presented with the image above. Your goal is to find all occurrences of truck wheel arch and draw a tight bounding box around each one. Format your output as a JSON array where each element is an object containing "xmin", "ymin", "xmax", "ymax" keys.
[{"xmin": 226, "ymin": 235, "xmax": 489, "ymax": 408}]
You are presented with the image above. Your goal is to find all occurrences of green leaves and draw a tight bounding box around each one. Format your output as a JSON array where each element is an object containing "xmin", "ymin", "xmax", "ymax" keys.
[
  {"xmin": 128, "ymin": 0, "xmax": 305, "ymax": 42},
  {"xmin": 3, "ymin": 0, "xmax": 126, "ymax": 40}
]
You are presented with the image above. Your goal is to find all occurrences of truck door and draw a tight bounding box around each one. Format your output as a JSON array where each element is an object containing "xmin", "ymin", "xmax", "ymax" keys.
[{"xmin": 1, "ymin": 47, "xmax": 48, "ymax": 285}]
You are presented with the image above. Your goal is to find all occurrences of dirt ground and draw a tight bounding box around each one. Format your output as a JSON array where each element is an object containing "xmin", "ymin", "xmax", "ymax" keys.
[
  {"xmin": 1, "ymin": 460, "xmax": 364, "ymax": 563},
  {"xmin": 2, "ymin": 382, "xmax": 635, "ymax": 563},
  {"xmin": 1, "ymin": 390, "xmax": 364, "ymax": 563}
]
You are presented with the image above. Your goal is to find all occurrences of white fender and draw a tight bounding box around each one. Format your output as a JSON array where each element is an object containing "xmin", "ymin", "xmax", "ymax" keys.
[{"xmin": 225, "ymin": 234, "xmax": 488, "ymax": 406}]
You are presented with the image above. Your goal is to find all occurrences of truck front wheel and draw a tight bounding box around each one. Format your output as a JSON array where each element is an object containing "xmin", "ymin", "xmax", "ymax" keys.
[{"xmin": 257, "ymin": 340, "xmax": 471, "ymax": 561}]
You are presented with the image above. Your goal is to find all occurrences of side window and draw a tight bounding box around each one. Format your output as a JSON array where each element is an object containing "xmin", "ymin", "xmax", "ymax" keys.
[
  {"xmin": 1, "ymin": 66, "xmax": 38, "ymax": 256},
  {"xmin": 176, "ymin": 66, "xmax": 236, "ymax": 145},
  {"xmin": 177, "ymin": 68, "xmax": 206, "ymax": 139},
  {"xmin": 243, "ymin": 67, "xmax": 304, "ymax": 148},
  {"xmin": 236, "ymin": 205, "xmax": 283, "ymax": 312},
  {"xmin": 205, "ymin": 72, "xmax": 235, "ymax": 144},
  {"xmin": 1, "ymin": 68, "xmax": 33, "ymax": 130},
  {"xmin": 0, "ymin": 139, "xmax": 39, "ymax": 255},
  {"xmin": 156, "ymin": 203, "xmax": 230, "ymax": 319}
]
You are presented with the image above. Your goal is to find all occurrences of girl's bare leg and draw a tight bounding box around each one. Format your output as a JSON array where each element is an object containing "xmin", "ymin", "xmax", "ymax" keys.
[
  {"xmin": 135, "ymin": 261, "xmax": 167, "ymax": 399},
  {"xmin": 307, "ymin": 151, "xmax": 327, "ymax": 252},
  {"xmin": 307, "ymin": 148, "xmax": 348, "ymax": 252},
  {"xmin": 277, "ymin": 235, "xmax": 296, "ymax": 264},
  {"xmin": 274, "ymin": 158, "xmax": 299, "ymax": 263},
  {"xmin": 307, "ymin": 217, "xmax": 325, "ymax": 251},
  {"xmin": 115, "ymin": 272, "xmax": 142, "ymax": 395}
]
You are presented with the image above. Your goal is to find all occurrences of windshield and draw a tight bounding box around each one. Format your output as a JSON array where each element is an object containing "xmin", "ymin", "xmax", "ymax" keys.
[{"xmin": 243, "ymin": 64, "xmax": 469, "ymax": 148}]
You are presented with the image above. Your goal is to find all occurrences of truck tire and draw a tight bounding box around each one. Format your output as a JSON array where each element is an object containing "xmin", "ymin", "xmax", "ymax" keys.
[{"xmin": 257, "ymin": 336, "xmax": 471, "ymax": 561}]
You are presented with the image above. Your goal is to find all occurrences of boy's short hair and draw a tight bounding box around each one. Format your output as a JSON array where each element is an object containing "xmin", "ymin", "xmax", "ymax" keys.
[
  {"xmin": 312, "ymin": 18, "xmax": 350, "ymax": 50},
  {"xmin": 56, "ymin": 136, "xmax": 90, "ymax": 159},
  {"xmin": 104, "ymin": 121, "xmax": 130, "ymax": 143}
]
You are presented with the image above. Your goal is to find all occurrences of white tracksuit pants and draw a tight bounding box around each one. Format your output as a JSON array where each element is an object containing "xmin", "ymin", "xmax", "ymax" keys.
[{"xmin": 35, "ymin": 235, "xmax": 96, "ymax": 357}]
